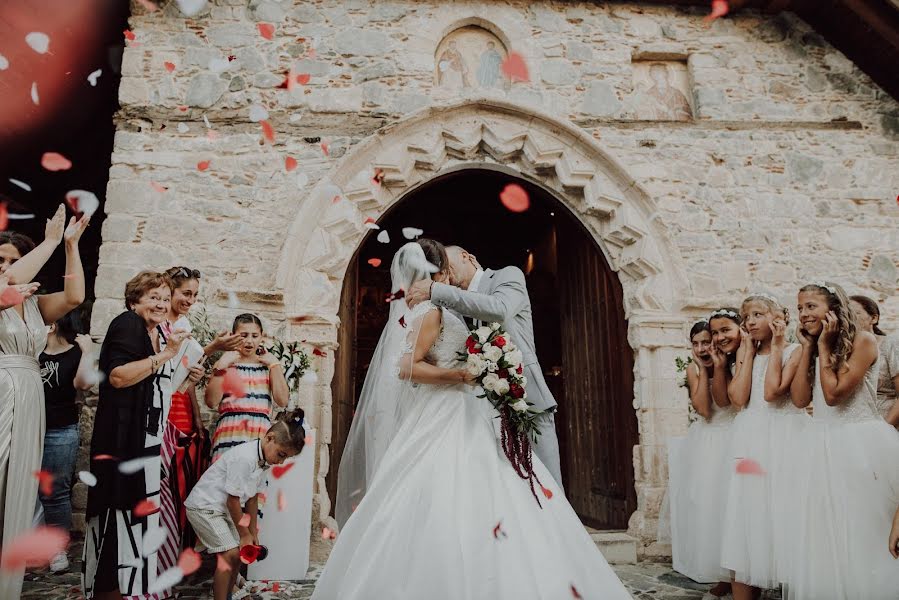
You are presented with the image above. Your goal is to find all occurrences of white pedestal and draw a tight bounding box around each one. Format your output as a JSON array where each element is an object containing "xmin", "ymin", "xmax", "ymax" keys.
[{"xmin": 247, "ymin": 429, "xmax": 316, "ymax": 581}]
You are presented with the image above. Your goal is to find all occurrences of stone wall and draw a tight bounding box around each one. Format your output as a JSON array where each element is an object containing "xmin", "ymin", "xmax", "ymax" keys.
[{"xmin": 83, "ymin": 0, "xmax": 899, "ymax": 557}]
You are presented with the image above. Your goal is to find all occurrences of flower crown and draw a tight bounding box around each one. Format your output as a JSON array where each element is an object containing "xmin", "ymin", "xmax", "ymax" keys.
[
  {"xmin": 746, "ymin": 291, "xmax": 779, "ymax": 304},
  {"xmin": 710, "ymin": 309, "xmax": 739, "ymax": 319},
  {"xmin": 810, "ymin": 281, "xmax": 837, "ymax": 295}
]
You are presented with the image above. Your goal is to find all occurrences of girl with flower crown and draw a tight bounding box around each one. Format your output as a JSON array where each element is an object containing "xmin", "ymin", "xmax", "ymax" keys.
[
  {"xmin": 719, "ymin": 293, "xmax": 809, "ymax": 600},
  {"xmin": 661, "ymin": 318, "xmax": 736, "ymax": 597},
  {"xmin": 782, "ymin": 282, "xmax": 899, "ymax": 599}
]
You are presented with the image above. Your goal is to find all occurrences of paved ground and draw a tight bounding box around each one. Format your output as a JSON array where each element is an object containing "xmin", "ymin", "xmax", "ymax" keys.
[{"xmin": 24, "ymin": 556, "xmax": 786, "ymax": 600}]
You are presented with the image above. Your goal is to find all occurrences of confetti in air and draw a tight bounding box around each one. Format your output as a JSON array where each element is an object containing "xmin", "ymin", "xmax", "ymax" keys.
[
  {"xmin": 133, "ymin": 499, "xmax": 160, "ymax": 518},
  {"xmin": 376, "ymin": 230, "xmax": 390, "ymax": 244},
  {"xmin": 25, "ymin": 32, "xmax": 50, "ymax": 54},
  {"xmin": 0, "ymin": 526, "xmax": 69, "ymax": 572},
  {"xmin": 261, "ymin": 120, "xmax": 275, "ymax": 143},
  {"xmin": 87, "ymin": 69, "xmax": 102, "ymax": 86},
  {"xmin": 164, "ymin": 61, "xmax": 176, "ymax": 73},
  {"xmin": 175, "ymin": 0, "xmax": 207, "ymax": 17},
  {"xmin": 363, "ymin": 217, "xmax": 380, "ymax": 230},
  {"xmin": 31, "ymin": 83, "xmax": 39, "ymax": 106},
  {"xmin": 65, "ymin": 190, "xmax": 100, "ymax": 217},
  {"xmin": 0, "ymin": 204, "xmax": 7, "ymax": 232},
  {"xmin": 197, "ymin": 160, "xmax": 210, "ymax": 171},
  {"xmin": 385, "ymin": 289, "xmax": 405, "ymax": 302},
  {"xmin": 501, "ymin": 52, "xmax": 530, "ymax": 83},
  {"xmin": 34, "ymin": 470, "xmax": 54, "ymax": 496},
  {"xmin": 367, "ymin": 258, "xmax": 382, "ymax": 268},
  {"xmin": 222, "ymin": 368, "xmax": 247, "ymax": 398},
  {"xmin": 271, "ymin": 463, "xmax": 295, "ymax": 479},
  {"xmin": 123, "ymin": 29, "xmax": 136, "ymax": 42},
  {"xmin": 8, "ymin": 179, "xmax": 30, "ymax": 192},
  {"xmin": 570, "ymin": 584, "xmax": 583, "ymax": 599},
  {"xmin": 285, "ymin": 156, "xmax": 298, "ymax": 171},
  {"xmin": 150, "ymin": 181, "xmax": 168, "ymax": 193},
  {"xmin": 257, "ymin": 23, "xmax": 275, "ymax": 40},
  {"xmin": 541, "ymin": 485, "xmax": 553, "ymax": 499},
  {"xmin": 499, "ymin": 183, "xmax": 530, "ymax": 213},
  {"xmin": 277, "ymin": 489, "xmax": 287, "ymax": 511},
  {"xmin": 401, "ymin": 227, "xmax": 423, "ymax": 240},
  {"xmin": 704, "ymin": 0, "xmax": 729, "ymax": 22},
  {"xmin": 492, "ymin": 521, "xmax": 507, "ymax": 539},
  {"xmin": 78, "ymin": 471, "xmax": 98, "ymax": 487},
  {"xmin": 41, "ymin": 152, "xmax": 72, "ymax": 171},
  {"xmin": 735, "ymin": 457, "xmax": 766, "ymax": 476},
  {"xmin": 321, "ymin": 527, "xmax": 336, "ymax": 540}
]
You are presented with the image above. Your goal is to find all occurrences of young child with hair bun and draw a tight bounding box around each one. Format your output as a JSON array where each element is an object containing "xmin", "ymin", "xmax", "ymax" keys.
[{"xmin": 719, "ymin": 293, "xmax": 808, "ymax": 600}]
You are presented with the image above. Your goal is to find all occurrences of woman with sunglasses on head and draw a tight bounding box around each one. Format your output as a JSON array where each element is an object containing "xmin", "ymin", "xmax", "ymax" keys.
[{"xmin": 154, "ymin": 267, "xmax": 243, "ymax": 577}]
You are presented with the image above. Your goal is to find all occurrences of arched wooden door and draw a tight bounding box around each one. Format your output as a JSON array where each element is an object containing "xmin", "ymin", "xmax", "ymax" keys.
[{"xmin": 328, "ymin": 169, "xmax": 636, "ymax": 529}]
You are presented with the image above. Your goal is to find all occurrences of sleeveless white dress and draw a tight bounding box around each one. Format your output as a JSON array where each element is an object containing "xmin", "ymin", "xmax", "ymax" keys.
[
  {"xmin": 720, "ymin": 345, "xmax": 809, "ymax": 588},
  {"xmin": 311, "ymin": 303, "xmax": 632, "ymax": 600},
  {"xmin": 664, "ymin": 367, "xmax": 737, "ymax": 583},
  {"xmin": 783, "ymin": 357, "xmax": 899, "ymax": 600}
]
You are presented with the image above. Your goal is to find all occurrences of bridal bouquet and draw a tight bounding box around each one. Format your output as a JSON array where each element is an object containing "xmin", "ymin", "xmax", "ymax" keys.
[{"xmin": 459, "ymin": 322, "xmax": 555, "ymax": 506}]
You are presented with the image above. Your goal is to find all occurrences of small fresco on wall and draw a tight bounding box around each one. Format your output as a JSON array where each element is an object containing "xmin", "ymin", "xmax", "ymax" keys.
[
  {"xmin": 435, "ymin": 26, "xmax": 510, "ymax": 91},
  {"xmin": 630, "ymin": 61, "xmax": 694, "ymax": 121}
]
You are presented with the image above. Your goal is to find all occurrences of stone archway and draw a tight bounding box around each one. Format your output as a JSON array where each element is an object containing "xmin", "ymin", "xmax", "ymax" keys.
[{"xmin": 277, "ymin": 98, "xmax": 691, "ymax": 552}]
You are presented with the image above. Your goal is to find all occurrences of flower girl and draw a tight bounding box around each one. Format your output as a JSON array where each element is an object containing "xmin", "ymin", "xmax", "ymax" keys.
[
  {"xmin": 720, "ymin": 293, "xmax": 808, "ymax": 600},
  {"xmin": 784, "ymin": 282, "xmax": 899, "ymax": 599}
]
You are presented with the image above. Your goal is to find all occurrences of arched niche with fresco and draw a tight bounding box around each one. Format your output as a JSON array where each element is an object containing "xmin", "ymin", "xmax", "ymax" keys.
[{"xmin": 434, "ymin": 25, "xmax": 510, "ymax": 92}]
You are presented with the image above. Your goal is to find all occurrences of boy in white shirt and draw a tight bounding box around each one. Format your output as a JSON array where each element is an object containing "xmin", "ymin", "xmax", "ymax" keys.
[{"xmin": 186, "ymin": 409, "xmax": 306, "ymax": 600}]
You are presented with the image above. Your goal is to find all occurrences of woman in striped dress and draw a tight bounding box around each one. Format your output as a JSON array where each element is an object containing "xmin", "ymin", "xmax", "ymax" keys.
[{"xmin": 206, "ymin": 314, "xmax": 289, "ymax": 461}]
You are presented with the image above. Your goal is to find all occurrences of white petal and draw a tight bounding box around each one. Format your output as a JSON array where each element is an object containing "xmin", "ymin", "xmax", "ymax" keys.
[
  {"xmin": 9, "ymin": 178, "xmax": 31, "ymax": 191},
  {"xmin": 149, "ymin": 566, "xmax": 184, "ymax": 593},
  {"xmin": 141, "ymin": 527, "xmax": 167, "ymax": 556},
  {"xmin": 203, "ymin": 114, "xmax": 211, "ymax": 129},
  {"xmin": 7, "ymin": 213, "xmax": 36, "ymax": 220},
  {"xmin": 25, "ymin": 32, "xmax": 50, "ymax": 54},
  {"xmin": 65, "ymin": 190, "xmax": 100, "ymax": 217},
  {"xmin": 248, "ymin": 104, "xmax": 269, "ymax": 123},
  {"xmin": 402, "ymin": 227, "xmax": 424, "ymax": 240},
  {"xmin": 363, "ymin": 222, "xmax": 380, "ymax": 231},
  {"xmin": 87, "ymin": 69, "xmax": 102, "ymax": 87},
  {"xmin": 118, "ymin": 456, "xmax": 155, "ymax": 475},
  {"xmin": 31, "ymin": 82, "xmax": 39, "ymax": 105},
  {"xmin": 0, "ymin": 54, "xmax": 9, "ymax": 70},
  {"xmin": 175, "ymin": 0, "xmax": 207, "ymax": 17},
  {"xmin": 376, "ymin": 230, "xmax": 390, "ymax": 243},
  {"xmin": 289, "ymin": 112, "xmax": 303, "ymax": 123},
  {"xmin": 78, "ymin": 471, "xmax": 98, "ymax": 487},
  {"xmin": 227, "ymin": 290, "xmax": 239, "ymax": 309}
]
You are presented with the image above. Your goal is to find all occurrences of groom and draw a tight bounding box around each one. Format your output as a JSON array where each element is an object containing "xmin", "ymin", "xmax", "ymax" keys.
[{"xmin": 406, "ymin": 243, "xmax": 563, "ymax": 488}]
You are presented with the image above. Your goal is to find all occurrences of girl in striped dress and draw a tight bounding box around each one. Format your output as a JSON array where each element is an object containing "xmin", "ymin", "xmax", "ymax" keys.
[{"xmin": 206, "ymin": 314, "xmax": 289, "ymax": 461}]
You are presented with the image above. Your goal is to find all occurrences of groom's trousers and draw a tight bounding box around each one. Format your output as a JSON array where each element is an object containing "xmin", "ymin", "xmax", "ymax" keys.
[{"xmin": 534, "ymin": 414, "xmax": 564, "ymax": 492}]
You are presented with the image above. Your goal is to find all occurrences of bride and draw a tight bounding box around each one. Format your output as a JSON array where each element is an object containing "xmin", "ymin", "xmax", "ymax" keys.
[{"xmin": 314, "ymin": 241, "xmax": 632, "ymax": 600}]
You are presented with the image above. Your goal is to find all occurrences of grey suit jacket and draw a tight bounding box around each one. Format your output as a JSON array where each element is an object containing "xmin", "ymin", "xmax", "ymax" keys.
[{"xmin": 431, "ymin": 267, "xmax": 557, "ymax": 412}]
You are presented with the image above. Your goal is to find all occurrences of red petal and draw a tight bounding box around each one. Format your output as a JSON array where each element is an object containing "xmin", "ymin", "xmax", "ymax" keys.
[
  {"xmin": 41, "ymin": 152, "xmax": 72, "ymax": 171},
  {"xmin": 271, "ymin": 462, "xmax": 295, "ymax": 479},
  {"xmin": 499, "ymin": 183, "xmax": 530, "ymax": 213},
  {"xmin": 367, "ymin": 258, "xmax": 382, "ymax": 268},
  {"xmin": 704, "ymin": 0, "xmax": 730, "ymax": 22},
  {"xmin": 33, "ymin": 470, "xmax": 54, "ymax": 496},
  {"xmin": 150, "ymin": 181, "xmax": 168, "ymax": 193},
  {"xmin": 285, "ymin": 156, "xmax": 298, "ymax": 171},
  {"xmin": 570, "ymin": 584, "xmax": 583, "ymax": 599},
  {"xmin": 181, "ymin": 355, "xmax": 190, "ymax": 368},
  {"xmin": 398, "ymin": 315, "xmax": 406, "ymax": 328},
  {"xmin": 273, "ymin": 582, "xmax": 281, "ymax": 592},
  {"xmin": 296, "ymin": 73, "xmax": 310, "ymax": 85},
  {"xmin": 123, "ymin": 29, "xmax": 136, "ymax": 41},
  {"xmin": 0, "ymin": 526, "xmax": 70, "ymax": 571},
  {"xmin": 261, "ymin": 120, "xmax": 275, "ymax": 143},
  {"xmin": 222, "ymin": 368, "xmax": 246, "ymax": 398},
  {"xmin": 92, "ymin": 454, "xmax": 118, "ymax": 461},
  {"xmin": 177, "ymin": 548, "xmax": 202, "ymax": 575},
  {"xmin": 320, "ymin": 142, "xmax": 330, "ymax": 156},
  {"xmin": 164, "ymin": 61, "xmax": 176, "ymax": 73},
  {"xmin": 541, "ymin": 485, "xmax": 553, "ymax": 499},
  {"xmin": 321, "ymin": 527, "xmax": 336, "ymax": 540},
  {"xmin": 501, "ymin": 52, "xmax": 529, "ymax": 83},
  {"xmin": 197, "ymin": 160, "xmax": 210, "ymax": 171},
  {"xmin": 277, "ymin": 489, "xmax": 287, "ymax": 511},
  {"xmin": 133, "ymin": 499, "xmax": 159, "ymax": 518},
  {"xmin": 735, "ymin": 457, "xmax": 766, "ymax": 476},
  {"xmin": 312, "ymin": 347, "xmax": 327, "ymax": 357},
  {"xmin": 257, "ymin": 23, "xmax": 275, "ymax": 40},
  {"xmin": 0, "ymin": 203, "xmax": 7, "ymax": 232},
  {"xmin": 135, "ymin": 0, "xmax": 159, "ymax": 12}
]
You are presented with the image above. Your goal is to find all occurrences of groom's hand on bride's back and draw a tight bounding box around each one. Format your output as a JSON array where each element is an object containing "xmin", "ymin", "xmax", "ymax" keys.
[{"xmin": 406, "ymin": 280, "xmax": 432, "ymax": 308}]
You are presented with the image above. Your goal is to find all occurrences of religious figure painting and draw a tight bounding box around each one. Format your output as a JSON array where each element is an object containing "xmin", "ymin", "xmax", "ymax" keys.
[
  {"xmin": 631, "ymin": 61, "xmax": 694, "ymax": 121},
  {"xmin": 435, "ymin": 26, "xmax": 510, "ymax": 91}
]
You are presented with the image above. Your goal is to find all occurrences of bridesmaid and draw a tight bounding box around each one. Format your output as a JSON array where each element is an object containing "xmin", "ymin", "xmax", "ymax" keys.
[
  {"xmin": 848, "ymin": 295, "xmax": 898, "ymax": 425},
  {"xmin": 666, "ymin": 319, "xmax": 735, "ymax": 596},
  {"xmin": 0, "ymin": 206, "xmax": 88, "ymax": 598},
  {"xmin": 720, "ymin": 293, "xmax": 807, "ymax": 600},
  {"xmin": 785, "ymin": 282, "xmax": 899, "ymax": 599}
]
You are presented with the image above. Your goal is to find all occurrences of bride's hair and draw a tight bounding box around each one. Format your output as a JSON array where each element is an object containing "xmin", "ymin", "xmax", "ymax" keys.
[
  {"xmin": 417, "ymin": 238, "xmax": 448, "ymax": 274},
  {"xmin": 390, "ymin": 240, "xmax": 446, "ymax": 292}
]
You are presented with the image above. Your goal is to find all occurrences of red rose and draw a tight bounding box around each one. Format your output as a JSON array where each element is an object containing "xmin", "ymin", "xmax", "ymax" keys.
[
  {"xmin": 516, "ymin": 365, "xmax": 523, "ymax": 375},
  {"xmin": 497, "ymin": 369, "xmax": 509, "ymax": 379},
  {"xmin": 466, "ymin": 337, "xmax": 481, "ymax": 354},
  {"xmin": 493, "ymin": 336, "xmax": 506, "ymax": 348},
  {"xmin": 510, "ymin": 384, "xmax": 525, "ymax": 399}
]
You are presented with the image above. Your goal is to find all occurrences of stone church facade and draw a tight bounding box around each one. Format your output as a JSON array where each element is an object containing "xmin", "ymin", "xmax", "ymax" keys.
[{"xmin": 81, "ymin": 0, "xmax": 899, "ymax": 559}]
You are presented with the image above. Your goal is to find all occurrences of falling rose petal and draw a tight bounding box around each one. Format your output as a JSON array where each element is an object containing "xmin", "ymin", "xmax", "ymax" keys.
[
  {"xmin": 177, "ymin": 548, "xmax": 202, "ymax": 575},
  {"xmin": 273, "ymin": 582, "xmax": 281, "ymax": 593},
  {"xmin": 501, "ymin": 51, "xmax": 530, "ymax": 83},
  {"xmin": 222, "ymin": 368, "xmax": 246, "ymax": 398},
  {"xmin": 541, "ymin": 485, "xmax": 553, "ymax": 500},
  {"xmin": 8, "ymin": 213, "xmax": 35, "ymax": 221},
  {"xmin": 65, "ymin": 190, "xmax": 100, "ymax": 217},
  {"xmin": 123, "ymin": 29, "xmax": 136, "ymax": 42},
  {"xmin": 296, "ymin": 73, "xmax": 311, "ymax": 85},
  {"xmin": 376, "ymin": 230, "xmax": 390, "ymax": 243},
  {"xmin": 34, "ymin": 470, "xmax": 54, "ymax": 496},
  {"xmin": 216, "ymin": 554, "xmax": 232, "ymax": 572},
  {"xmin": 93, "ymin": 454, "xmax": 118, "ymax": 461},
  {"xmin": 87, "ymin": 69, "xmax": 102, "ymax": 86},
  {"xmin": 367, "ymin": 258, "xmax": 382, "ymax": 268},
  {"xmin": 0, "ymin": 204, "xmax": 7, "ymax": 233},
  {"xmin": 321, "ymin": 527, "xmax": 336, "ymax": 541},
  {"xmin": 134, "ymin": 499, "xmax": 160, "ymax": 518},
  {"xmin": 41, "ymin": 152, "xmax": 72, "ymax": 171},
  {"xmin": 735, "ymin": 457, "xmax": 766, "ymax": 476},
  {"xmin": 175, "ymin": 0, "xmax": 207, "ymax": 17},
  {"xmin": 0, "ymin": 54, "xmax": 9, "ymax": 70},
  {"xmin": 312, "ymin": 347, "xmax": 327, "ymax": 358},
  {"xmin": 180, "ymin": 355, "xmax": 190, "ymax": 369},
  {"xmin": 164, "ymin": 61, "xmax": 176, "ymax": 73},
  {"xmin": 398, "ymin": 315, "xmax": 406, "ymax": 328},
  {"xmin": 257, "ymin": 23, "xmax": 275, "ymax": 40},
  {"xmin": 31, "ymin": 82, "xmax": 39, "ymax": 106},
  {"xmin": 704, "ymin": 0, "xmax": 730, "ymax": 22},
  {"xmin": 363, "ymin": 217, "xmax": 379, "ymax": 230},
  {"xmin": 288, "ymin": 315, "xmax": 311, "ymax": 324},
  {"xmin": 203, "ymin": 114, "xmax": 211, "ymax": 129},
  {"xmin": 277, "ymin": 490, "xmax": 287, "ymax": 511},
  {"xmin": 385, "ymin": 289, "xmax": 405, "ymax": 302},
  {"xmin": 248, "ymin": 104, "xmax": 269, "ymax": 123},
  {"xmin": 25, "ymin": 32, "xmax": 51, "ymax": 54},
  {"xmin": 303, "ymin": 435, "xmax": 313, "ymax": 446},
  {"xmin": 285, "ymin": 156, "xmax": 298, "ymax": 172},
  {"xmin": 401, "ymin": 227, "xmax": 424, "ymax": 240},
  {"xmin": 492, "ymin": 521, "xmax": 507, "ymax": 539},
  {"xmin": 271, "ymin": 463, "xmax": 294, "ymax": 479},
  {"xmin": 141, "ymin": 527, "xmax": 167, "ymax": 556},
  {"xmin": 78, "ymin": 471, "xmax": 98, "ymax": 487},
  {"xmin": 148, "ymin": 566, "xmax": 184, "ymax": 593},
  {"xmin": 177, "ymin": 105, "xmax": 188, "ymax": 112},
  {"xmin": 197, "ymin": 160, "xmax": 210, "ymax": 171},
  {"xmin": 9, "ymin": 178, "xmax": 31, "ymax": 191},
  {"xmin": 371, "ymin": 168, "xmax": 385, "ymax": 186},
  {"xmin": 0, "ymin": 526, "xmax": 69, "ymax": 571},
  {"xmin": 238, "ymin": 513, "xmax": 251, "ymax": 528},
  {"xmin": 118, "ymin": 456, "xmax": 155, "ymax": 475},
  {"xmin": 570, "ymin": 584, "xmax": 583, "ymax": 599},
  {"xmin": 320, "ymin": 141, "xmax": 330, "ymax": 156},
  {"xmin": 499, "ymin": 183, "xmax": 530, "ymax": 213},
  {"xmin": 226, "ymin": 290, "xmax": 239, "ymax": 308},
  {"xmin": 135, "ymin": 0, "xmax": 159, "ymax": 12},
  {"xmin": 150, "ymin": 181, "xmax": 168, "ymax": 193},
  {"xmin": 261, "ymin": 120, "xmax": 275, "ymax": 143}
]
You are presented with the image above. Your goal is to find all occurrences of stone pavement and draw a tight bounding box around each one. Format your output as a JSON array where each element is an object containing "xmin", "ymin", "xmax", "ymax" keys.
[{"xmin": 24, "ymin": 548, "xmax": 785, "ymax": 600}]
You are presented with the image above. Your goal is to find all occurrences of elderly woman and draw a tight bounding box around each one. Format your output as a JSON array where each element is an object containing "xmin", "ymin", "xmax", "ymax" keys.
[
  {"xmin": 850, "ymin": 295, "xmax": 899, "ymax": 426},
  {"xmin": 0, "ymin": 205, "xmax": 88, "ymax": 598},
  {"xmin": 82, "ymin": 271, "xmax": 189, "ymax": 600}
]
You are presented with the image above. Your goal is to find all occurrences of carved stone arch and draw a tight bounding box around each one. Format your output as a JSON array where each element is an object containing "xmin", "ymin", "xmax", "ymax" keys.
[{"xmin": 436, "ymin": 16, "xmax": 514, "ymax": 51}]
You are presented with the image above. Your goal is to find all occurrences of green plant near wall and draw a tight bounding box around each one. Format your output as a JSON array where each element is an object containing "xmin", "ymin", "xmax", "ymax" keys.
[{"xmin": 675, "ymin": 355, "xmax": 699, "ymax": 424}]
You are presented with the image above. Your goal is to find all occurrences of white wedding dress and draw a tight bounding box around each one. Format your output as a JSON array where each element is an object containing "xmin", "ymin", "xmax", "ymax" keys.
[{"xmin": 312, "ymin": 302, "xmax": 632, "ymax": 600}]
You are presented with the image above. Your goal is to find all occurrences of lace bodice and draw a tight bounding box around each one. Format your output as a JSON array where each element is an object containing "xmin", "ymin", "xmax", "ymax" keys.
[
  {"xmin": 812, "ymin": 356, "xmax": 882, "ymax": 423},
  {"xmin": 404, "ymin": 301, "xmax": 471, "ymax": 370},
  {"xmin": 743, "ymin": 344, "xmax": 805, "ymax": 416}
]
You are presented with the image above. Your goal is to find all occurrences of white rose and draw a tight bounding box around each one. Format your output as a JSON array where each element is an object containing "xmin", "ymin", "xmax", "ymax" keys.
[
  {"xmin": 482, "ymin": 373, "xmax": 499, "ymax": 392},
  {"xmin": 511, "ymin": 400, "xmax": 529, "ymax": 412},
  {"xmin": 475, "ymin": 326, "xmax": 492, "ymax": 343},
  {"xmin": 483, "ymin": 345, "xmax": 503, "ymax": 363},
  {"xmin": 494, "ymin": 378, "xmax": 510, "ymax": 395},
  {"xmin": 466, "ymin": 354, "xmax": 485, "ymax": 376},
  {"xmin": 504, "ymin": 350, "xmax": 523, "ymax": 368},
  {"xmin": 490, "ymin": 322, "xmax": 501, "ymax": 331}
]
